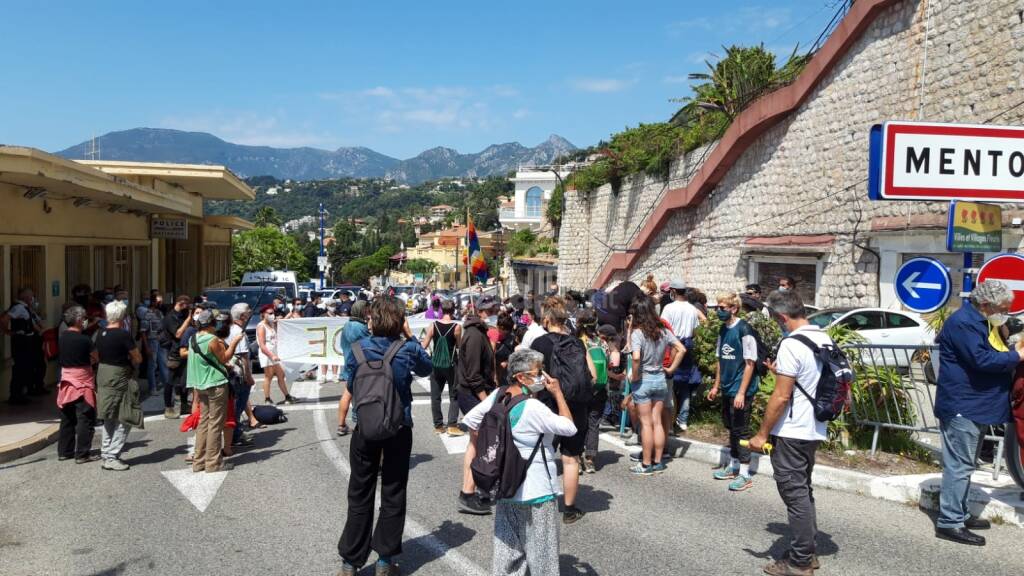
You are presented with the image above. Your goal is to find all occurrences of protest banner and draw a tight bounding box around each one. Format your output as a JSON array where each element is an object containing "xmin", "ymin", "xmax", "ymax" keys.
[{"xmin": 276, "ymin": 317, "xmax": 351, "ymax": 365}]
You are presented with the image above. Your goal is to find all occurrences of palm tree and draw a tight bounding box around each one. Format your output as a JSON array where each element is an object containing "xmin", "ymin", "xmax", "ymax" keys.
[{"xmin": 671, "ymin": 44, "xmax": 809, "ymax": 128}]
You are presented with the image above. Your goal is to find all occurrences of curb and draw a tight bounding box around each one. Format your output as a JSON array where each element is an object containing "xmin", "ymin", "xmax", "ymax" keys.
[
  {"xmin": 0, "ymin": 423, "xmax": 59, "ymax": 465},
  {"xmin": 599, "ymin": 431, "xmax": 1024, "ymax": 528}
]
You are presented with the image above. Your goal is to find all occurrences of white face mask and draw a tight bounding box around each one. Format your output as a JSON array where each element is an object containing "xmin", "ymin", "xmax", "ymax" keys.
[
  {"xmin": 988, "ymin": 313, "xmax": 1008, "ymax": 327},
  {"xmin": 526, "ymin": 374, "xmax": 546, "ymax": 393}
]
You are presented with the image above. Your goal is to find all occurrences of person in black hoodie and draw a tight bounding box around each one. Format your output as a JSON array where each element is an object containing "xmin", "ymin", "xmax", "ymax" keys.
[{"xmin": 455, "ymin": 295, "xmax": 497, "ymax": 515}]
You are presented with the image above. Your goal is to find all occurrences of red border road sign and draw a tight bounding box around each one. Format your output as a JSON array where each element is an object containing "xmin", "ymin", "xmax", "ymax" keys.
[
  {"xmin": 977, "ymin": 254, "xmax": 1024, "ymax": 314},
  {"xmin": 876, "ymin": 122, "xmax": 1024, "ymax": 202}
]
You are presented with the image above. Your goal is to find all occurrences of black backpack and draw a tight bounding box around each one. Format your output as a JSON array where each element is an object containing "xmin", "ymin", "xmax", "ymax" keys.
[
  {"xmin": 788, "ymin": 334, "xmax": 854, "ymax": 422},
  {"xmin": 252, "ymin": 404, "xmax": 288, "ymax": 424},
  {"xmin": 549, "ymin": 335, "xmax": 592, "ymax": 403},
  {"xmin": 351, "ymin": 340, "xmax": 406, "ymax": 441},
  {"xmin": 471, "ymin": 387, "xmax": 548, "ymax": 500},
  {"xmin": 740, "ymin": 320, "xmax": 771, "ymax": 378}
]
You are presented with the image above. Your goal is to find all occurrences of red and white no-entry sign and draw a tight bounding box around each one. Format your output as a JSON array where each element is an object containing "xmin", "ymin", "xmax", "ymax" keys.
[{"xmin": 977, "ymin": 254, "xmax": 1024, "ymax": 314}]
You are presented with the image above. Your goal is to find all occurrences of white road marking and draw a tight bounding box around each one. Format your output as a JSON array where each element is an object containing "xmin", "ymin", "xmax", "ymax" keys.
[
  {"xmin": 161, "ymin": 469, "xmax": 228, "ymax": 512},
  {"xmin": 414, "ymin": 376, "xmax": 431, "ymax": 393},
  {"xmin": 439, "ymin": 433, "xmax": 470, "ymax": 455},
  {"xmin": 312, "ymin": 384, "xmax": 487, "ymax": 576}
]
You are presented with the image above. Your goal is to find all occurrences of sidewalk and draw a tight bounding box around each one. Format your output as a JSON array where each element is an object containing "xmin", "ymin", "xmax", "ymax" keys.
[
  {"xmin": 0, "ymin": 391, "xmax": 60, "ymax": 464},
  {"xmin": 599, "ymin": 430, "xmax": 1024, "ymax": 528}
]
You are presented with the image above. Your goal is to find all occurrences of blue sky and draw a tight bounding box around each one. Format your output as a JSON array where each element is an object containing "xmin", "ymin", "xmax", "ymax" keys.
[{"xmin": 0, "ymin": 1, "xmax": 844, "ymax": 159}]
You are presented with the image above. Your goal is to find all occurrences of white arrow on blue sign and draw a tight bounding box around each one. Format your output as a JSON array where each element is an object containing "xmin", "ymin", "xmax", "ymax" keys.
[{"xmin": 894, "ymin": 257, "xmax": 952, "ymax": 313}]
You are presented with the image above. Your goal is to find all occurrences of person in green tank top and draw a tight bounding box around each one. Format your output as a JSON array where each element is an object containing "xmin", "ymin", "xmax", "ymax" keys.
[
  {"xmin": 578, "ymin": 309, "xmax": 611, "ymax": 474},
  {"xmin": 185, "ymin": 309, "xmax": 244, "ymax": 473}
]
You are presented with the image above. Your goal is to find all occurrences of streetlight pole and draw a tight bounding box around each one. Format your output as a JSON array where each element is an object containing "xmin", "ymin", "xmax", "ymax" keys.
[{"xmin": 318, "ymin": 202, "xmax": 325, "ymax": 289}]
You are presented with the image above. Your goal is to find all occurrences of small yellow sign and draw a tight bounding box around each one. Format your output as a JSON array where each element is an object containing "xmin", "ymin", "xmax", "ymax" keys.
[{"xmin": 947, "ymin": 200, "xmax": 1001, "ymax": 252}]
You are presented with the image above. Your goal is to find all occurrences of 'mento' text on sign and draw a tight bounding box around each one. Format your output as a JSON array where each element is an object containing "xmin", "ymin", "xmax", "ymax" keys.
[{"xmin": 869, "ymin": 121, "xmax": 1024, "ymax": 202}]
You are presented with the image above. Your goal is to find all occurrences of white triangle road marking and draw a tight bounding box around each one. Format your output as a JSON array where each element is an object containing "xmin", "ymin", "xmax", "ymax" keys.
[
  {"xmin": 439, "ymin": 432, "xmax": 470, "ymax": 454},
  {"xmin": 161, "ymin": 469, "xmax": 228, "ymax": 512}
]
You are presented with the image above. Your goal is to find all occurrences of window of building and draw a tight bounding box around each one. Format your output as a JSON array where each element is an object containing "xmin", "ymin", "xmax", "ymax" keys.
[
  {"xmin": 11, "ymin": 245, "xmax": 45, "ymax": 305},
  {"xmin": 65, "ymin": 246, "xmax": 90, "ymax": 295},
  {"xmin": 525, "ymin": 186, "xmax": 543, "ymax": 219},
  {"xmin": 750, "ymin": 258, "xmax": 819, "ymax": 305}
]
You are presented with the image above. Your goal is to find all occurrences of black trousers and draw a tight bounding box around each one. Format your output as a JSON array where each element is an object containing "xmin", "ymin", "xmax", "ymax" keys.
[
  {"xmin": 58, "ymin": 398, "xmax": 96, "ymax": 458},
  {"xmin": 10, "ymin": 342, "xmax": 45, "ymax": 399},
  {"xmin": 769, "ymin": 436, "xmax": 821, "ymax": 567},
  {"xmin": 164, "ymin": 361, "xmax": 190, "ymax": 411},
  {"xmin": 338, "ymin": 425, "xmax": 413, "ymax": 567},
  {"xmin": 722, "ymin": 395, "xmax": 753, "ymax": 463},
  {"xmin": 429, "ymin": 366, "xmax": 460, "ymax": 427}
]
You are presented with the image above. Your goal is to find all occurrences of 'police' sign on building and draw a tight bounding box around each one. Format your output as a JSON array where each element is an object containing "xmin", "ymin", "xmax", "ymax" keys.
[
  {"xmin": 151, "ymin": 217, "xmax": 188, "ymax": 240},
  {"xmin": 869, "ymin": 121, "xmax": 1024, "ymax": 203}
]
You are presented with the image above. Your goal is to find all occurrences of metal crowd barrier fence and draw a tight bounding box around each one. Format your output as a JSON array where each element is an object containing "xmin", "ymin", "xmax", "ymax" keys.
[{"xmin": 842, "ymin": 343, "xmax": 1007, "ymax": 480}]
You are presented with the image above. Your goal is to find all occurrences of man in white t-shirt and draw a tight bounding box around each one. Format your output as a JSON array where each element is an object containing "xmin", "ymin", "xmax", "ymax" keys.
[
  {"xmin": 660, "ymin": 279, "xmax": 704, "ymax": 433},
  {"xmin": 750, "ymin": 289, "xmax": 830, "ymax": 576}
]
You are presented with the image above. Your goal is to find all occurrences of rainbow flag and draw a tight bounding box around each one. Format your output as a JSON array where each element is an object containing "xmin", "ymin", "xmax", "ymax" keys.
[{"xmin": 466, "ymin": 216, "xmax": 489, "ymax": 282}]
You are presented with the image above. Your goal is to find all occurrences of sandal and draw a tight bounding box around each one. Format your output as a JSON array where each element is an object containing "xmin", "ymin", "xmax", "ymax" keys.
[
  {"xmin": 337, "ymin": 424, "xmax": 351, "ymax": 437},
  {"xmin": 185, "ymin": 455, "xmax": 194, "ymax": 463},
  {"xmin": 249, "ymin": 421, "xmax": 266, "ymax": 429}
]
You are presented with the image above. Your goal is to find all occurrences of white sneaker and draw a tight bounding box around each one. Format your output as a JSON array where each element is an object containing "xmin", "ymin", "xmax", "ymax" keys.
[{"xmin": 680, "ymin": 423, "xmax": 688, "ymax": 432}]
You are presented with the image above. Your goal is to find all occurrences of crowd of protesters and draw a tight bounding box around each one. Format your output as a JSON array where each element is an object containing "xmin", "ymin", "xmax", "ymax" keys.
[{"xmin": 8, "ymin": 271, "xmax": 1021, "ymax": 576}]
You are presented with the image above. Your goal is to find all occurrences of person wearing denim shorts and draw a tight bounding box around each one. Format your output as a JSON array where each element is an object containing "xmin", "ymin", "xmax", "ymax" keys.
[{"xmin": 627, "ymin": 297, "xmax": 684, "ymax": 475}]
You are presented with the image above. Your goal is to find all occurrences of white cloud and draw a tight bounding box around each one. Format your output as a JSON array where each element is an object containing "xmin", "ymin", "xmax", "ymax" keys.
[
  {"xmin": 491, "ymin": 84, "xmax": 520, "ymax": 98},
  {"xmin": 570, "ymin": 77, "xmax": 634, "ymax": 93},
  {"xmin": 512, "ymin": 108, "xmax": 530, "ymax": 119},
  {"xmin": 667, "ymin": 17, "xmax": 712, "ymax": 32},
  {"xmin": 362, "ymin": 86, "xmax": 395, "ymax": 98},
  {"xmin": 158, "ymin": 111, "xmax": 337, "ymax": 148}
]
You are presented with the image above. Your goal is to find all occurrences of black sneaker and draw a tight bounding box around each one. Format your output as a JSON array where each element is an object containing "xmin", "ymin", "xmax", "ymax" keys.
[
  {"xmin": 563, "ymin": 505, "xmax": 586, "ymax": 525},
  {"xmin": 457, "ymin": 492, "xmax": 491, "ymax": 515},
  {"xmin": 283, "ymin": 395, "xmax": 298, "ymax": 405}
]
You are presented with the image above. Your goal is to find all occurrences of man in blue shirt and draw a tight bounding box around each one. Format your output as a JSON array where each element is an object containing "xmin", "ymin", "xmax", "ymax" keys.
[{"xmin": 934, "ymin": 280, "xmax": 1024, "ymax": 546}]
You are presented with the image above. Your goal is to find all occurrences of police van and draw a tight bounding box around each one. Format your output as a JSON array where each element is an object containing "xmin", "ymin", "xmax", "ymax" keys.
[{"xmin": 240, "ymin": 270, "xmax": 299, "ymax": 299}]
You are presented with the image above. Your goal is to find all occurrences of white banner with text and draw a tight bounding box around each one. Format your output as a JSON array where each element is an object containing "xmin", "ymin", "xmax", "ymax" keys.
[{"xmin": 275, "ymin": 314, "xmax": 436, "ymax": 365}]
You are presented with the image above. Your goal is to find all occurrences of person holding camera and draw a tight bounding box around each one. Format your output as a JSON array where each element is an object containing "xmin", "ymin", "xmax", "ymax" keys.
[{"xmin": 185, "ymin": 309, "xmax": 244, "ymax": 473}]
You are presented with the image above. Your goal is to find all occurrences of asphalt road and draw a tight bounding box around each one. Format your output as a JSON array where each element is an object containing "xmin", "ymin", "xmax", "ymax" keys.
[{"xmin": 2, "ymin": 376, "xmax": 1022, "ymax": 576}]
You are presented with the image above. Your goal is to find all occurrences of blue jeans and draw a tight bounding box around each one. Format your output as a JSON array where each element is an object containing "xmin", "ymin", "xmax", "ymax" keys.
[
  {"xmin": 633, "ymin": 374, "xmax": 667, "ymax": 405},
  {"xmin": 232, "ymin": 382, "xmax": 253, "ymax": 444},
  {"xmin": 674, "ymin": 375, "xmax": 702, "ymax": 426},
  {"xmin": 937, "ymin": 416, "xmax": 986, "ymax": 529},
  {"xmin": 146, "ymin": 339, "xmax": 169, "ymax": 395}
]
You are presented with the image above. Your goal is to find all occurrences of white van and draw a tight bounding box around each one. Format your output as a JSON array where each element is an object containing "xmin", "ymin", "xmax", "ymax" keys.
[{"xmin": 240, "ymin": 270, "xmax": 299, "ymax": 299}]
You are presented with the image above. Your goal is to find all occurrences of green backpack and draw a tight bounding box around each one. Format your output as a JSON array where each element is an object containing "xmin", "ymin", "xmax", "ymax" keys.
[
  {"xmin": 588, "ymin": 343, "xmax": 608, "ymax": 390},
  {"xmin": 431, "ymin": 322, "xmax": 456, "ymax": 369}
]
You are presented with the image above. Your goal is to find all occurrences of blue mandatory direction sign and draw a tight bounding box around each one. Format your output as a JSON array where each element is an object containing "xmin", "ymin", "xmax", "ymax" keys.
[{"xmin": 894, "ymin": 257, "xmax": 952, "ymax": 313}]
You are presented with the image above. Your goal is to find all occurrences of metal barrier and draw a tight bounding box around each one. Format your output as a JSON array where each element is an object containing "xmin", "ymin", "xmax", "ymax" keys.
[{"xmin": 842, "ymin": 343, "xmax": 1008, "ymax": 480}]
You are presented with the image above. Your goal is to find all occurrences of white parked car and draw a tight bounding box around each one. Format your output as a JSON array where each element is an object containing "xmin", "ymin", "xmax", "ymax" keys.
[{"xmin": 806, "ymin": 307, "xmax": 934, "ymax": 367}]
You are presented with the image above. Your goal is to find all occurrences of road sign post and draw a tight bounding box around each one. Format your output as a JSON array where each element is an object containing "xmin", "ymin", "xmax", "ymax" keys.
[
  {"xmin": 976, "ymin": 253, "xmax": 1024, "ymax": 314},
  {"xmin": 894, "ymin": 257, "xmax": 952, "ymax": 313}
]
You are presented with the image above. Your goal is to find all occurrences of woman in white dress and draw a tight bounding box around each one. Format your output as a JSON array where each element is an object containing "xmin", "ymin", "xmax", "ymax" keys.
[{"xmin": 257, "ymin": 305, "xmax": 294, "ymax": 405}]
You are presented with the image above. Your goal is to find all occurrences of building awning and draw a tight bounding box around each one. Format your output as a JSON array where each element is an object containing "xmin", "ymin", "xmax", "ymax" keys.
[
  {"xmin": 742, "ymin": 235, "xmax": 835, "ymax": 254},
  {"xmin": 0, "ymin": 146, "xmax": 199, "ymax": 216},
  {"xmin": 511, "ymin": 256, "xmax": 558, "ymax": 269},
  {"xmin": 76, "ymin": 160, "xmax": 254, "ymax": 201},
  {"xmin": 204, "ymin": 215, "xmax": 254, "ymax": 230}
]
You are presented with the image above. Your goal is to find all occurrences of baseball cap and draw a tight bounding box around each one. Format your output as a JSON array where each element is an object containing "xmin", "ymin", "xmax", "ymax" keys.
[
  {"xmin": 669, "ymin": 278, "xmax": 687, "ymax": 290},
  {"xmin": 659, "ymin": 281, "xmax": 671, "ymax": 293}
]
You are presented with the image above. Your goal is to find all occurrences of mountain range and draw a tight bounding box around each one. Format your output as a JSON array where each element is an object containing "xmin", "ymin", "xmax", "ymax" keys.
[{"xmin": 56, "ymin": 128, "xmax": 577, "ymax": 183}]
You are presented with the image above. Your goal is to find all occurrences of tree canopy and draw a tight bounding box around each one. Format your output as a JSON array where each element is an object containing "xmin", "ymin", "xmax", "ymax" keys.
[{"xmin": 231, "ymin": 226, "xmax": 308, "ymax": 284}]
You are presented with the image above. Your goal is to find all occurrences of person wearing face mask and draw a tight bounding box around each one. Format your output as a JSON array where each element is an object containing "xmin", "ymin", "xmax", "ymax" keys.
[
  {"xmin": 707, "ymin": 293, "xmax": 760, "ymax": 492},
  {"xmin": 162, "ymin": 296, "xmax": 193, "ymax": 419},
  {"xmin": 926, "ymin": 280, "xmax": 1024, "ymax": 546},
  {"xmin": 462, "ymin": 349, "xmax": 576, "ymax": 576},
  {"xmin": 1, "ymin": 287, "xmax": 46, "ymax": 403},
  {"xmin": 257, "ymin": 305, "xmax": 295, "ymax": 405},
  {"xmin": 56, "ymin": 305, "xmax": 100, "ymax": 463},
  {"xmin": 778, "ymin": 276, "xmax": 796, "ymax": 293}
]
